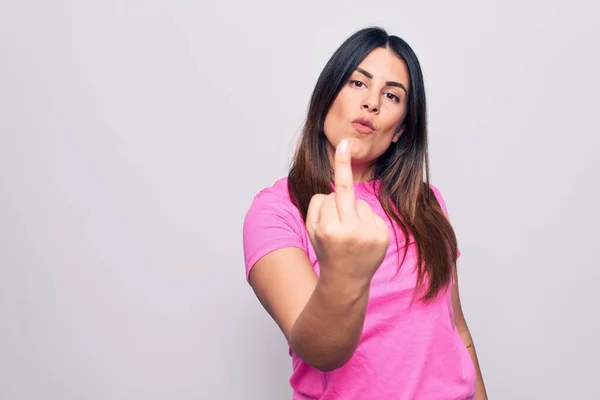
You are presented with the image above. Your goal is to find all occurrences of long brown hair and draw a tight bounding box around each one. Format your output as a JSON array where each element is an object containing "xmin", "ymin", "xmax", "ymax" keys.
[{"xmin": 288, "ymin": 27, "xmax": 458, "ymax": 301}]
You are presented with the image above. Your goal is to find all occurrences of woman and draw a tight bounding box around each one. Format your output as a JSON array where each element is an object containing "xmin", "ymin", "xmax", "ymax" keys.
[{"xmin": 242, "ymin": 26, "xmax": 487, "ymax": 399}]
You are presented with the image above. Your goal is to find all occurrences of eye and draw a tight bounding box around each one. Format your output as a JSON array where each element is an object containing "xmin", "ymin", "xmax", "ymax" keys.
[
  {"xmin": 349, "ymin": 80, "xmax": 365, "ymax": 88},
  {"xmin": 385, "ymin": 92, "xmax": 401, "ymax": 103}
]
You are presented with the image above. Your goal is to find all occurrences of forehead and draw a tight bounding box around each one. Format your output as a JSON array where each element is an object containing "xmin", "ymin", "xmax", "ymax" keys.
[{"xmin": 356, "ymin": 47, "xmax": 410, "ymax": 87}]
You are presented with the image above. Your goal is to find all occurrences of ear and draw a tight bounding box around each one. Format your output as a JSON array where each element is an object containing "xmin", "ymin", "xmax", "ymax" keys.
[{"xmin": 392, "ymin": 125, "xmax": 406, "ymax": 143}]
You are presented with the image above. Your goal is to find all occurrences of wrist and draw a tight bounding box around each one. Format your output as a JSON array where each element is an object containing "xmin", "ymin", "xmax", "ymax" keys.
[{"xmin": 317, "ymin": 270, "xmax": 371, "ymax": 303}]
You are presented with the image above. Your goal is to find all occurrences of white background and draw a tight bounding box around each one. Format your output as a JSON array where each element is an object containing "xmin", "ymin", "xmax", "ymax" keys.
[{"xmin": 1, "ymin": 1, "xmax": 599, "ymax": 398}]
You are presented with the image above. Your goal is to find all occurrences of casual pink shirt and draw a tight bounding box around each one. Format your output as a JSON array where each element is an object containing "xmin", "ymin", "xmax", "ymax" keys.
[{"xmin": 243, "ymin": 177, "xmax": 476, "ymax": 399}]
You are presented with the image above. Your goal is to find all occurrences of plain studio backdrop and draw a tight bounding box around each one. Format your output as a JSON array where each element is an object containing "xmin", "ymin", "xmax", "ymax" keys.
[{"xmin": 1, "ymin": 1, "xmax": 598, "ymax": 399}]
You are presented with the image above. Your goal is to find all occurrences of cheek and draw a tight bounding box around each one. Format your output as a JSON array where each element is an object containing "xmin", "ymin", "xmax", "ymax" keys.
[
  {"xmin": 324, "ymin": 99, "xmax": 347, "ymax": 135},
  {"xmin": 330, "ymin": 98, "xmax": 348, "ymax": 120},
  {"xmin": 384, "ymin": 110, "xmax": 405, "ymax": 134}
]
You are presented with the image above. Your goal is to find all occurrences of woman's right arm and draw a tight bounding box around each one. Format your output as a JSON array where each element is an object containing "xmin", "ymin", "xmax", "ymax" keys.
[
  {"xmin": 249, "ymin": 247, "xmax": 371, "ymax": 372},
  {"xmin": 248, "ymin": 139, "xmax": 388, "ymax": 372}
]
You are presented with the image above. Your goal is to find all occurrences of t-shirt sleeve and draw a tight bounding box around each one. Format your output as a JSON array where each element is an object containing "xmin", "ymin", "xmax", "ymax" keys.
[
  {"xmin": 242, "ymin": 191, "xmax": 307, "ymax": 281},
  {"xmin": 429, "ymin": 183, "xmax": 461, "ymax": 258}
]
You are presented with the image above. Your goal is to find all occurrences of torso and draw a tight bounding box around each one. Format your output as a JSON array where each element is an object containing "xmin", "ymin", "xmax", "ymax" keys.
[{"xmin": 258, "ymin": 178, "xmax": 477, "ymax": 400}]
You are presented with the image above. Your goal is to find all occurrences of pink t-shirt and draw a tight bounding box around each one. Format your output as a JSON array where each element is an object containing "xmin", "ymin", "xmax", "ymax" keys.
[{"xmin": 243, "ymin": 177, "xmax": 476, "ymax": 400}]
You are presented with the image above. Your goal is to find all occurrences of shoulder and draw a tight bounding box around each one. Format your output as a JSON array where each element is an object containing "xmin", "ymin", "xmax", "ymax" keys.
[
  {"xmin": 243, "ymin": 176, "xmax": 304, "ymax": 233},
  {"xmin": 427, "ymin": 182, "xmax": 450, "ymax": 216},
  {"xmin": 242, "ymin": 176, "xmax": 307, "ymax": 278},
  {"xmin": 428, "ymin": 182, "xmax": 461, "ymax": 257},
  {"xmin": 251, "ymin": 176, "xmax": 292, "ymax": 203},
  {"xmin": 245, "ymin": 177, "xmax": 299, "ymax": 216}
]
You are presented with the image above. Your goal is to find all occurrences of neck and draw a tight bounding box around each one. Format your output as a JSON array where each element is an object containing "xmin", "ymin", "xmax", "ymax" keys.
[{"xmin": 351, "ymin": 162, "xmax": 375, "ymax": 183}]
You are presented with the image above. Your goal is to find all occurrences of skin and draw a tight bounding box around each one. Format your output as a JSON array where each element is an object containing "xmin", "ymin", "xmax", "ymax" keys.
[
  {"xmin": 249, "ymin": 46, "xmax": 487, "ymax": 398},
  {"xmin": 452, "ymin": 270, "xmax": 489, "ymax": 399},
  {"xmin": 323, "ymin": 47, "xmax": 408, "ymax": 182}
]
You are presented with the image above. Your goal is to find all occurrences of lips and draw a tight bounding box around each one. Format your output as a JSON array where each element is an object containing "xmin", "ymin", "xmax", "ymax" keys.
[{"xmin": 352, "ymin": 118, "xmax": 375, "ymax": 134}]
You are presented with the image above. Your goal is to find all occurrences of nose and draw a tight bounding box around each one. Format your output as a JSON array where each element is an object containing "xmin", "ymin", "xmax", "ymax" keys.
[{"xmin": 361, "ymin": 93, "xmax": 380, "ymax": 114}]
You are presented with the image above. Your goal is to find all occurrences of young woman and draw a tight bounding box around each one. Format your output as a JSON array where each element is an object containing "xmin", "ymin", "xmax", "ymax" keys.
[{"xmin": 242, "ymin": 26, "xmax": 487, "ymax": 400}]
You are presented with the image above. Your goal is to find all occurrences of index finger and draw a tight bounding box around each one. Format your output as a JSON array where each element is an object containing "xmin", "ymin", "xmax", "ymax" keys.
[{"xmin": 333, "ymin": 139, "xmax": 357, "ymax": 221}]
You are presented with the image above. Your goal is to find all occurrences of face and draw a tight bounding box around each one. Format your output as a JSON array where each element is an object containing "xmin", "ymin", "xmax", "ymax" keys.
[{"xmin": 323, "ymin": 47, "xmax": 410, "ymax": 173}]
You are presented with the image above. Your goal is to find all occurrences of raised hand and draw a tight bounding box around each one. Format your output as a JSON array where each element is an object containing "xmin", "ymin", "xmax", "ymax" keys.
[{"xmin": 306, "ymin": 139, "xmax": 390, "ymax": 284}]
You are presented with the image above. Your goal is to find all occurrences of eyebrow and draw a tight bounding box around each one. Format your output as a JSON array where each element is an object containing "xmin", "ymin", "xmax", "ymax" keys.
[{"xmin": 356, "ymin": 67, "xmax": 408, "ymax": 94}]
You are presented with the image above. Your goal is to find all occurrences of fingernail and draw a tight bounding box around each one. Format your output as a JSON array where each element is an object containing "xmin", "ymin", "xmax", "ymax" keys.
[{"xmin": 339, "ymin": 139, "xmax": 348, "ymax": 153}]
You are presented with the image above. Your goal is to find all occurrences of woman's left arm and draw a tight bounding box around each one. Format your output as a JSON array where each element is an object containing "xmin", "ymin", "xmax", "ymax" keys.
[{"xmin": 451, "ymin": 268, "xmax": 488, "ymax": 400}]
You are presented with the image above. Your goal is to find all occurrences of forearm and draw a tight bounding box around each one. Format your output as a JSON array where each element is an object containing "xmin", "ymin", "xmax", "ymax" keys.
[
  {"xmin": 290, "ymin": 274, "xmax": 370, "ymax": 372},
  {"xmin": 459, "ymin": 329, "xmax": 488, "ymax": 400}
]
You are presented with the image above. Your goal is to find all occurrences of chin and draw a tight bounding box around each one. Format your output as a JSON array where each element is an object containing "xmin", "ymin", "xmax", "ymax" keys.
[{"xmin": 352, "ymin": 149, "xmax": 376, "ymax": 164}]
